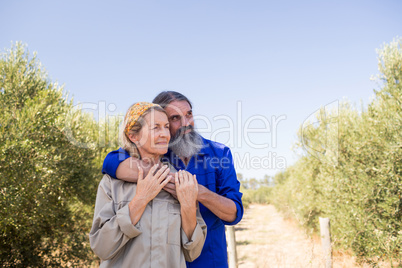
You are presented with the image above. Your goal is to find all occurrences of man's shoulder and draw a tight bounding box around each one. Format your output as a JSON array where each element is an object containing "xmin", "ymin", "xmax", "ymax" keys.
[{"xmin": 201, "ymin": 136, "xmax": 231, "ymax": 156}]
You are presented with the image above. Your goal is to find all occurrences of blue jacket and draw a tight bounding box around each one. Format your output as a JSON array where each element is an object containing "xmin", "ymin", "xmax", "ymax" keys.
[{"xmin": 102, "ymin": 136, "xmax": 244, "ymax": 268}]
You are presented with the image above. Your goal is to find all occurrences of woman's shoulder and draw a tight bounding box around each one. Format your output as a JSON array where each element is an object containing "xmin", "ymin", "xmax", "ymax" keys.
[
  {"xmin": 98, "ymin": 174, "xmax": 135, "ymax": 191},
  {"xmin": 98, "ymin": 174, "xmax": 137, "ymax": 202}
]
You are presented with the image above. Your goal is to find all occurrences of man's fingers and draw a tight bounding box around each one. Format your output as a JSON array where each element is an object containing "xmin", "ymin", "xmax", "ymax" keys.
[
  {"xmin": 163, "ymin": 186, "xmax": 173, "ymax": 194},
  {"xmin": 166, "ymin": 175, "xmax": 173, "ymax": 183},
  {"xmin": 168, "ymin": 172, "xmax": 176, "ymax": 183},
  {"xmin": 169, "ymin": 174, "xmax": 176, "ymax": 184},
  {"xmin": 161, "ymin": 176, "xmax": 170, "ymax": 187},
  {"xmin": 164, "ymin": 182, "xmax": 176, "ymax": 190},
  {"xmin": 163, "ymin": 187, "xmax": 178, "ymax": 199}
]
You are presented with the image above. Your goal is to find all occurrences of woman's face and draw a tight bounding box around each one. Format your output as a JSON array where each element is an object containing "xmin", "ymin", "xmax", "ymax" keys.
[{"xmin": 129, "ymin": 110, "xmax": 170, "ymax": 159}]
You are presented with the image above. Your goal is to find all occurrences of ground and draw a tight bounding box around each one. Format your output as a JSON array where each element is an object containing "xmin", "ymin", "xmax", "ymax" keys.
[{"xmin": 231, "ymin": 204, "xmax": 380, "ymax": 268}]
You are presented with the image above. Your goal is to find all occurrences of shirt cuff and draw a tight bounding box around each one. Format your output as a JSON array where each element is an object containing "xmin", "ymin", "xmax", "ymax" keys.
[
  {"xmin": 181, "ymin": 223, "xmax": 204, "ymax": 250},
  {"xmin": 221, "ymin": 193, "xmax": 244, "ymax": 225},
  {"xmin": 116, "ymin": 205, "xmax": 142, "ymax": 238}
]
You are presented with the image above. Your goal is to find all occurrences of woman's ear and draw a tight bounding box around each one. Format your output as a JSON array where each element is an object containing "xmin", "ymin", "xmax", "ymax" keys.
[{"xmin": 128, "ymin": 133, "xmax": 139, "ymax": 145}]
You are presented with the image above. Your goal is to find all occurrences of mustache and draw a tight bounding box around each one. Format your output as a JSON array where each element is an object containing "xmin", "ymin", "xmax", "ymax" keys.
[{"xmin": 176, "ymin": 125, "xmax": 194, "ymax": 136}]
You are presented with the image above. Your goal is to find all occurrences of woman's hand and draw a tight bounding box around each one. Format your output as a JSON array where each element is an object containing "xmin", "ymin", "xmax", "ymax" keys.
[
  {"xmin": 128, "ymin": 164, "xmax": 171, "ymax": 225},
  {"xmin": 175, "ymin": 170, "xmax": 198, "ymax": 239},
  {"xmin": 175, "ymin": 170, "xmax": 198, "ymax": 209},
  {"xmin": 135, "ymin": 164, "xmax": 171, "ymax": 203}
]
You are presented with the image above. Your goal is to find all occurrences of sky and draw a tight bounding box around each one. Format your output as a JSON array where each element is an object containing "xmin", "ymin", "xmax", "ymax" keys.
[{"xmin": 1, "ymin": 0, "xmax": 401, "ymax": 179}]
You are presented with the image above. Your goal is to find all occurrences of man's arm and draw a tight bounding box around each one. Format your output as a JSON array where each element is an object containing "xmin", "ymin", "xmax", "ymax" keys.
[
  {"xmin": 102, "ymin": 148, "xmax": 156, "ymax": 182},
  {"xmin": 204, "ymin": 146, "xmax": 244, "ymax": 225},
  {"xmin": 116, "ymin": 158, "xmax": 150, "ymax": 182},
  {"xmin": 164, "ymin": 147, "xmax": 243, "ymax": 224},
  {"xmin": 197, "ymin": 185, "xmax": 237, "ymax": 222},
  {"xmin": 164, "ymin": 177, "xmax": 239, "ymax": 222}
]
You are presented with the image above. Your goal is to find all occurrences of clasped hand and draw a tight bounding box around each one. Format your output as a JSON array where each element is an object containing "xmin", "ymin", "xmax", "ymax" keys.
[
  {"xmin": 135, "ymin": 165, "xmax": 198, "ymax": 209},
  {"xmin": 174, "ymin": 170, "xmax": 198, "ymax": 208},
  {"xmin": 135, "ymin": 164, "xmax": 171, "ymax": 203}
]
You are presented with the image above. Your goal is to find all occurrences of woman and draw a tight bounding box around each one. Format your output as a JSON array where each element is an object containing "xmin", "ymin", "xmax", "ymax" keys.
[{"xmin": 89, "ymin": 102, "xmax": 207, "ymax": 267}]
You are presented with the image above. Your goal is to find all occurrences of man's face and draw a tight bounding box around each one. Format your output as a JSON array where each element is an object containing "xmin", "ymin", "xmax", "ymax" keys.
[{"xmin": 164, "ymin": 100, "xmax": 194, "ymax": 138}]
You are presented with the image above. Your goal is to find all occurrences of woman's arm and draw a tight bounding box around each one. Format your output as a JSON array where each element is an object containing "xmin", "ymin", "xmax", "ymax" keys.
[
  {"xmin": 175, "ymin": 171, "xmax": 198, "ymax": 239},
  {"xmin": 89, "ymin": 176, "xmax": 142, "ymax": 260},
  {"xmin": 175, "ymin": 171, "xmax": 207, "ymax": 261},
  {"xmin": 182, "ymin": 205, "xmax": 207, "ymax": 262},
  {"xmin": 89, "ymin": 166, "xmax": 171, "ymax": 260}
]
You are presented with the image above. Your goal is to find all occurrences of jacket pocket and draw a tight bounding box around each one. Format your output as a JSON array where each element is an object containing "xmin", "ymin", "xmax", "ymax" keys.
[{"xmin": 167, "ymin": 202, "xmax": 181, "ymax": 246}]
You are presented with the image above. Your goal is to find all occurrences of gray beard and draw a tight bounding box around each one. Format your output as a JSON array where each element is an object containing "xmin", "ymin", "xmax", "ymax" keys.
[{"xmin": 169, "ymin": 127, "xmax": 203, "ymax": 158}]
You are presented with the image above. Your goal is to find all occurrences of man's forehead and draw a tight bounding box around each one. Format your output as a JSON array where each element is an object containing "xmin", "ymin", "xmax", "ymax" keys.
[{"xmin": 165, "ymin": 100, "xmax": 191, "ymax": 115}]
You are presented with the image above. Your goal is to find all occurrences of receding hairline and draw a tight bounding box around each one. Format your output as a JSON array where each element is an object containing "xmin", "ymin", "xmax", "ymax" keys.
[{"xmin": 152, "ymin": 91, "xmax": 193, "ymax": 109}]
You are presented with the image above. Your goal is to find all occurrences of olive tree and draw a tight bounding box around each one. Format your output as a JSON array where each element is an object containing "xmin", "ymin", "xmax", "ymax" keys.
[{"xmin": 0, "ymin": 43, "xmax": 102, "ymax": 267}]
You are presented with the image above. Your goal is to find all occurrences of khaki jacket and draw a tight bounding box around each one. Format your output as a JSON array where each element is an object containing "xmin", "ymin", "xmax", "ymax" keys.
[{"xmin": 89, "ymin": 175, "xmax": 207, "ymax": 268}]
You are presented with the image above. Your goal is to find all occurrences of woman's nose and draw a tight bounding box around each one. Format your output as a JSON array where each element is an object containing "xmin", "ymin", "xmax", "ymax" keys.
[{"xmin": 160, "ymin": 128, "xmax": 170, "ymax": 138}]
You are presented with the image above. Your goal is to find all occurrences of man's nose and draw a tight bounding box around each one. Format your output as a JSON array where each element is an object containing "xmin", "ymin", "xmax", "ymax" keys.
[{"xmin": 181, "ymin": 116, "xmax": 190, "ymax": 127}]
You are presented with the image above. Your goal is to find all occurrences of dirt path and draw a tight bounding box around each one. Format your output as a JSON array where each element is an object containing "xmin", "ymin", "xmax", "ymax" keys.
[{"xmin": 233, "ymin": 204, "xmax": 366, "ymax": 268}]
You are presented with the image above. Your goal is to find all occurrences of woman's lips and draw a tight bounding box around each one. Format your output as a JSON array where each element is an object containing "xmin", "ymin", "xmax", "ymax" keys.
[{"xmin": 155, "ymin": 141, "xmax": 168, "ymax": 145}]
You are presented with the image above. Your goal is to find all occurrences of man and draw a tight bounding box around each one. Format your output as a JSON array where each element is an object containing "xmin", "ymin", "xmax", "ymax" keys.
[{"xmin": 102, "ymin": 91, "xmax": 243, "ymax": 268}]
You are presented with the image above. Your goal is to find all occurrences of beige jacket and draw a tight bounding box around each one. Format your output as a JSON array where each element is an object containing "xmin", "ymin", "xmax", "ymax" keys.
[{"xmin": 89, "ymin": 174, "xmax": 207, "ymax": 268}]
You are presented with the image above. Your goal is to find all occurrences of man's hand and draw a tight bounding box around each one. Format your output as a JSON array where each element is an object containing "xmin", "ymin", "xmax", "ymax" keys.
[{"xmin": 163, "ymin": 172, "xmax": 177, "ymax": 199}]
